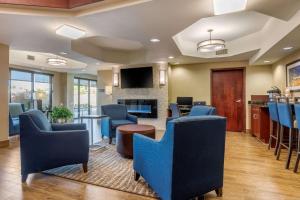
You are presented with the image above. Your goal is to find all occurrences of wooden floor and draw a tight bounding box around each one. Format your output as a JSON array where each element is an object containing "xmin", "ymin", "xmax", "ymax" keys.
[{"xmin": 1, "ymin": 132, "xmax": 300, "ymax": 200}]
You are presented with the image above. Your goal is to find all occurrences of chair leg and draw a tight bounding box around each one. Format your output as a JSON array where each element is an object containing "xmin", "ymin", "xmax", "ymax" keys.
[
  {"xmin": 274, "ymin": 123, "xmax": 281, "ymax": 156},
  {"xmin": 21, "ymin": 174, "xmax": 28, "ymax": 183},
  {"xmin": 276, "ymin": 126, "xmax": 284, "ymax": 160},
  {"xmin": 82, "ymin": 163, "xmax": 88, "ymax": 173},
  {"xmin": 109, "ymin": 137, "xmax": 112, "ymax": 144},
  {"xmin": 294, "ymin": 154, "xmax": 300, "ymax": 173},
  {"xmin": 134, "ymin": 171, "xmax": 140, "ymax": 181},
  {"xmin": 215, "ymin": 188, "xmax": 223, "ymax": 197},
  {"xmin": 268, "ymin": 121, "xmax": 274, "ymax": 150},
  {"xmin": 286, "ymin": 128, "xmax": 293, "ymax": 169}
]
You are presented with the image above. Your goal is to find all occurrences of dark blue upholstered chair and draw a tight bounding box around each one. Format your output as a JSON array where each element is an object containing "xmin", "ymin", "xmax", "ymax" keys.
[
  {"xmin": 9, "ymin": 103, "xmax": 25, "ymax": 136},
  {"xmin": 189, "ymin": 105, "xmax": 216, "ymax": 116},
  {"xmin": 166, "ymin": 105, "xmax": 217, "ymax": 126},
  {"xmin": 134, "ymin": 116, "xmax": 226, "ymax": 200},
  {"xmin": 293, "ymin": 97, "xmax": 300, "ymax": 173},
  {"xmin": 101, "ymin": 104, "xmax": 138, "ymax": 144},
  {"xmin": 20, "ymin": 110, "xmax": 89, "ymax": 182},
  {"xmin": 276, "ymin": 98, "xmax": 296, "ymax": 169},
  {"xmin": 267, "ymin": 101, "xmax": 281, "ymax": 155}
]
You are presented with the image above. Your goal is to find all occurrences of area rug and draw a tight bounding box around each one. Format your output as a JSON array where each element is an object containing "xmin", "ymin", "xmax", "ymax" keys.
[{"xmin": 44, "ymin": 142, "xmax": 157, "ymax": 198}]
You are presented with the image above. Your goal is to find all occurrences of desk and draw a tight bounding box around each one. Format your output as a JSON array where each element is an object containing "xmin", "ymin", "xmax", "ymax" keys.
[{"xmin": 80, "ymin": 115, "xmax": 107, "ymax": 150}]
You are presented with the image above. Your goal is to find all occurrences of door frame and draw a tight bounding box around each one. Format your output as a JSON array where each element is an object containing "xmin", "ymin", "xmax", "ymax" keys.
[{"xmin": 210, "ymin": 67, "xmax": 246, "ymax": 132}]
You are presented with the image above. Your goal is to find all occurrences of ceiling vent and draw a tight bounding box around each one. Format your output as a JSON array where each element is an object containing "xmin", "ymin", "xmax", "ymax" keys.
[
  {"xmin": 27, "ymin": 55, "xmax": 35, "ymax": 61},
  {"xmin": 216, "ymin": 49, "xmax": 228, "ymax": 55}
]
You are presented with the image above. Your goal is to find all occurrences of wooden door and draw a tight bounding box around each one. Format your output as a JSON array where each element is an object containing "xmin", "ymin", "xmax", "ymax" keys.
[{"xmin": 211, "ymin": 69, "xmax": 245, "ymax": 132}]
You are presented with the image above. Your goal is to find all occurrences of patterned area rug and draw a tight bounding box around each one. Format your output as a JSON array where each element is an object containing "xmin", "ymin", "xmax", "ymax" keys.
[{"xmin": 44, "ymin": 142, "xmax": 157, "ymax": 198}]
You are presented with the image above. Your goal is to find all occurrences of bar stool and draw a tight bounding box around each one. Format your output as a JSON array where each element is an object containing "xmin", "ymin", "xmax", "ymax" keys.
[
  {"xmin": 267, "ymin": 100, "xmax": 280, "ymax": 155},
  {"xmin": 276, "ymin": 97, "xmax": 296, "ymax": 169},
  {"xmin": 293, "ymin": 97, "xmax": 300, "ymax": 173}
]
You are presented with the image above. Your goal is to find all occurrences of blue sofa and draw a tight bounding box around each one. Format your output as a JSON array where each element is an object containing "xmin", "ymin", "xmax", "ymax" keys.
[
  {"xmin": 101, "ymin": 104, "xmax": 138, "ymax": 144},
  {"xmin": 166, "ymin": 105, "xmax": 217, "ymax": 125},
  {"xmin": 134, "ymin": 116, "xmax": 226, "ymax": 200},
  {"xmin": 20, "ymin": 110, "xmax": 89, "ymax": 182},
  {"xmin": 9, "ymin": 103, "xmax": 25, "ymax": 136}
]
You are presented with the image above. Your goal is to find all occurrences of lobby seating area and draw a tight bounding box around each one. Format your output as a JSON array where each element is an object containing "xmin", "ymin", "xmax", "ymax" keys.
[{"xmin": 1, "ymin": 0, "xmax": 300, "ymax": 200}]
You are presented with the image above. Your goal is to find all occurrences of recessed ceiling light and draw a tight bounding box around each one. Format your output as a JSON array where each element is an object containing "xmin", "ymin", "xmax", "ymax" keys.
[
  {"xmin": 283, "ymin": 46, "xmax": 293, "ymax": 51},
  {"xmin": 56, "ymin": 24, "xmax": 86, "ymax": 40},
  {"xmin": 150, "ymin": 38, "xmax": 160, "ymax": 43},
  {"xmin": 168, "ymin": 56, "xmax": 174, "ymax": 59},
  {"xmin": 60, "ymin": 52, "xmax": 67, "ymax": 55},
  {"xmin": 264, "ymin": 60, "xmax": 271, "ymax": 63},
  {"xmin": 213, "ymin": 0, "xmax": 248, "ymax": 15}
]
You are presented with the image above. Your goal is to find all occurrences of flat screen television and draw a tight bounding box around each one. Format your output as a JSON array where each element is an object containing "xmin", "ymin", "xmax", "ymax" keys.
[{"xmin": 121, "ymin": 67, "xmax": 153, "ymax": 88}]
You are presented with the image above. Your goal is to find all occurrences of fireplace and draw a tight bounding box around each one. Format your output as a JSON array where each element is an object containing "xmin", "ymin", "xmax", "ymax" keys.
[{"xmin": 117, "ymin": 99, "xmax": 158, "ymax": 118}]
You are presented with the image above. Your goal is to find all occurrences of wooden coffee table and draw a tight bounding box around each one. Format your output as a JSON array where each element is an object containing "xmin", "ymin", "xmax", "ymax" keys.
[{"xmin": 116, "ymin": 124, "xmax": 155, "ymax": 158}]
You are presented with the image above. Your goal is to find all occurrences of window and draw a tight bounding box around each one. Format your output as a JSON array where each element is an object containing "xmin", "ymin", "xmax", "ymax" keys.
[
  {"xmin": 10, "ymin": 69, "xmax": 53, "ymax": 111},
  {"xmin": 73, "ymin": 78, "xmax": 97, "ymax": 118}
]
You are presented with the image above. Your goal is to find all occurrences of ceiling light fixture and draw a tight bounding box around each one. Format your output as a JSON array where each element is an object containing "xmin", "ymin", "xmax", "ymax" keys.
[
  {"xmin": 47, "ymin": 58, "xmax": 67, "ymax": 66},
  {"xmin": 168, "ymin": 56, "xmax": 174, "ymax": 59},
  {"xmin": 197, "ymin": 29, "xmax": 225, "ymax": 53},
  {"xmin": 264, "ymin": 60, "xmax": 271, "ymax": 63},
  {"xmin": 56, "ymin": 24, "xmax": 86, "ymax": 40},
  {"xmin": 283, "ymin": 46, "xmax": 293, "ymax": 51},
  {"xmin": 150, "ymin": 38, "xmax": 160, "ymax": 43},
  {"xmin": 213, "ymin": 0, "xmax": 247, "ymax": 15},
  {"xmin": 60, "ymin": 52, "xmax": 67, "ymax": 55}
]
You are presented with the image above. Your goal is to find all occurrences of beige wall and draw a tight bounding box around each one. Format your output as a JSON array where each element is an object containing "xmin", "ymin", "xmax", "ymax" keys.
[
  {"xmin": 0, "ymin": 44, "xmax": 9, "ymax": 142},
  {"xmin": 272, "ymin": 50, "xmax": 300, "ymax": 91},
  {"xmin": 169, "ymin": 61, "xmax": 273, "ymax": 129},
  {"xmin": 97, "ymin": 70, "xmax": 113, "ymax": 111}
]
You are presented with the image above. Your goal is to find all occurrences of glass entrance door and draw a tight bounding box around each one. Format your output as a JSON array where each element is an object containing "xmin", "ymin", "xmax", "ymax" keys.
[{"xmin": 73, "ymin": 78, "xmax": 97, "ymax": 118}]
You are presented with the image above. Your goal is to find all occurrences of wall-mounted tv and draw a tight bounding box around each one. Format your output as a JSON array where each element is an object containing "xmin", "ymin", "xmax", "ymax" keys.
[{"xmin": 121, "ymin": 67, "xmax": 153, "ymax": 88}]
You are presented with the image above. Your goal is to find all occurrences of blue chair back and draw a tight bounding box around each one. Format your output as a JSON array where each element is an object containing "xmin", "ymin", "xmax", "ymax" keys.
[
  {"xmin": 20, "ymin": 110, "xmax": 52, "ymax": 132},
  {"xmin": 277, "ymin": 102, "xmax": 293, "ymax": 128},
  {"xmin": 267, "ymin": 101, "xmax": 279, "ymax": 122},
  {"xmin": 101, "ymin": 104, "xmax": 128, "ymax": 120},
  {"xmin": 9, "ymin": 103, "xmax": 25, "ymax": 118},
  {"xmin": 169, "ymin": 103, "xmax": 181, "ymax": 118},
  {"xmin": 189, "ymin": 105, "xmax": 216, "ymax": 116},
  {"xmin": 162, "ymin": 116, "xmax": 226, "ymax": 198}
]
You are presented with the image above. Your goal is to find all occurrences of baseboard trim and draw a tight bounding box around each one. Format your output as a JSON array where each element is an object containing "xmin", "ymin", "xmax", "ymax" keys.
[{"xmin": 0, "ymin": 140, "xmax": 9, "ymax": 148}]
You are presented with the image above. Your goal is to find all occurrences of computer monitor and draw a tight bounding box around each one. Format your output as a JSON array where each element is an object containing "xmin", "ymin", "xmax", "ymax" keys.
[{"xmin": 177, "ymin": 97, "xmax": 193, "ymax": 106}]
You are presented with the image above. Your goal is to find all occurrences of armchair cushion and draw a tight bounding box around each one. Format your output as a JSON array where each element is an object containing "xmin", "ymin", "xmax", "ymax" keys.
[
  {"xmin": 25, "ymin": 110, "xmax": 52, "ymax": 131},
  {"xmin": 189, "ymin": 105, "xmax": 216, "ymax": 116},
  {"xmin": 111, "ymin": 120, "xmax": 135, "ymax": 129}
]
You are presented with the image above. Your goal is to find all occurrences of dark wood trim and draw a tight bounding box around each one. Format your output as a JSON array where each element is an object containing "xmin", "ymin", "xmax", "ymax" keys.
[
  {"xmin": 0, "ymin": 140, "xmax": 9, "ymax": 148},
  {"xmin": 210, "ymin": 67, "xmax": 246, "ymax": 132}
]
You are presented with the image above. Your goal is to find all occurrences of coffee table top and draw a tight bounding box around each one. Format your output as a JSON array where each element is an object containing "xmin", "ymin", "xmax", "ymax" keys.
[{"xmin": 117, "ymin": 124, "xmax": 155, "ymax": 134}]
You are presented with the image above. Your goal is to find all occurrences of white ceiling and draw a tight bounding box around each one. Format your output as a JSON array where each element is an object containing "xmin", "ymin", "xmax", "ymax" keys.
[{"xmin": 0, "ymin": 0, "xmax": 299, "ymax": 74}]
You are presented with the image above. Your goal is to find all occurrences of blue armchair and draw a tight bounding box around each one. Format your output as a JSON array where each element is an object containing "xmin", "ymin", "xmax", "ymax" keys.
[
  {"xmin": 166, "ymin": 105, "xmax": 217, "ymax": 125},
  {"xmin": 101, "ymin": 104, "xmax": 138, "ymax": 144},
  {"xmin": 9, "ymin": 103, "xmax": 25, "ymax": 136},
  {"xmin": 20, "ymin": 110, "xmax": 89, "ymax": 182},
  {"xmin": 189, "ymin": 105, "xmax": 217, "ymax": 116},
  {"xmin": 134, "ymin": 116, "xmax": 226, "ymax": 200}
]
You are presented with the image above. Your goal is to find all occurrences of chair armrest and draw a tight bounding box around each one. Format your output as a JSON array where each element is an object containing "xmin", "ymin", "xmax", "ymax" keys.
[
  {"xmin": 166, "ymin": 117, "xmax": 178, "ymax": 124},
  {"xmin": 127, "ymin": 114, "xmax": 138, "ymax": 123},
  {"xmin": 133, "ymin": 134, "xmax": 160, "ymax": 168},
  {"xmin": 38, "ymin": 130, "xmax": 89, "ymax": 153},
  {"xmin": 51, "ymin": 123, "xmax": 86, "ymax": 131}
]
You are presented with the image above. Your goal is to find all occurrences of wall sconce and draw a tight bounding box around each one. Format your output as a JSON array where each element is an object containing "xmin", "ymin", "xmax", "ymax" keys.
[
  {"xmin": 113, "ymin": 72, "xmax": 119, "ymax": 87},
  {"xmin": 159, "ymin": 69, "xmax": 167, "ymax": 86},
  {"xmin": 105, "ymin": 86, "xmax": 112, "ymax": 95}
]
